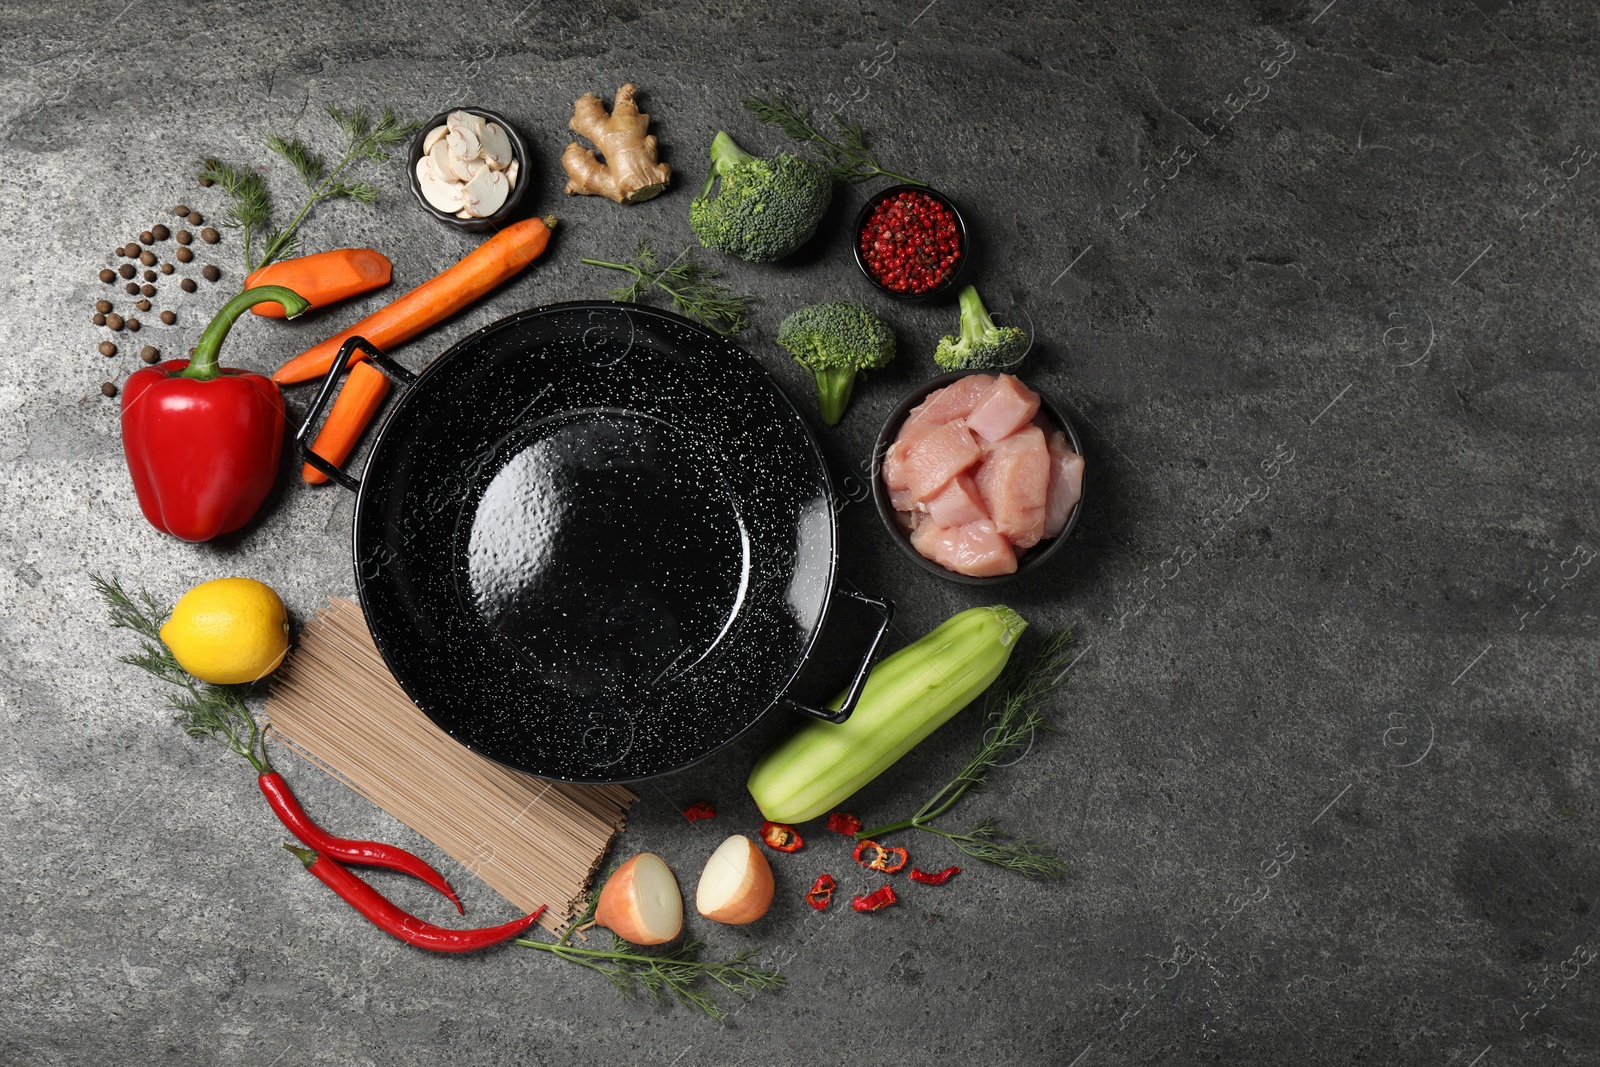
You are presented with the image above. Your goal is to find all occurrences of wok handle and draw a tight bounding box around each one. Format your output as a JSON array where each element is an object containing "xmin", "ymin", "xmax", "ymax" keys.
[
  {"xmin": 294, "ymin": 336, "xmax": 418, "ymax": 492},
  {"xmin": 783, "ymin": 590, "xmax": 895, "ymax": 725}
]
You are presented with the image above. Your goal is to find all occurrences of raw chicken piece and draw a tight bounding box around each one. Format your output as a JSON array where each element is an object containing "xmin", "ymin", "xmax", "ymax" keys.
[
  {"xmin": 911, "ymin": 517, "xmax": 1019, "ymax": 577},
  {"xmin": 966, "ymin": 374, "xmax": 1042, "ymax": 443},
  {"xmin": 1043, "ymin": 431, "xmax": 1084, "ymax": 539},
  {"xmin": 924, "ymin": 473, "xmax": 987, "ymax": 527},
  {"xmin": 903, "ymin": 374, "xmax": 996, "ymax": 436},
  {"xmin": 903, "ymin": 418, "xmax": 981, "ymax": 501},
  {"xmin": 888, "ymin": 483, "xmax": 917, "ymax": 512},
  {"xmin": 881, "ymin": 439, "xmax": 913, "ymax": 492},
  {"xmin": 974, "ymin": 425, "xmax": 1050, "ymax": 548}
]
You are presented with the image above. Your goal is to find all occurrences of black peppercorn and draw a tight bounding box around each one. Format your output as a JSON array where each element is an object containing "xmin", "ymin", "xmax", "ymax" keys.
[
  {"xmin": 95, "ymin": 299, "xmax": 112, "ymax": 314},
  {"xmin": 101, "ymin": 382, "xmax": 118, "ymax": 397},
  {"xmin": 180, "ymin": 278, "xmax": 197, "ymax": 293},
  {"xmin": 92, "ymin": 312, "xmax": 106, "ymax": 326},
  {"xmin": 106, "ymin": 313, "xmax": 124, "ymax": 330},
  {"xmin": 176, "ymin": 247, "xmax": 193, "ymax": 263},
  {"xmin": 99, "ymin": 341, "xmax": 116, "ymax": 357},
  {"xmin": 98, "ymin": 268, "xmax": 116, "ymax": 283},
  {"xmin": 175, "ymin": 230, "xmax": 192, "ymax": 245},
  {"xmin": 160, "ymin": 310, "xmax": 176, "ymax": 325},
  {"xmin": 139, "ymin": 346, "xmax": 160, "ymax": 363},
  {"xmin": 124, "ymin": 282, "xmax": 139, "ymax": 295},
  {"xmin": 151, "ymin": 224, "xmax": 170, "ymax": 241},
  {"xmin": 118, "ymin": 263, "xmax": 136, "ymax": 279},
  {"xmin": 202, "ymin": 265, "xmax": 220, "ymax": 282},
  {"xmin": 141, "ymin": 283, "xmax": 156, "ymax": 297},
  {"xmin": 201, "ymin": 227, "xmax": 219, "ymax": 244}
]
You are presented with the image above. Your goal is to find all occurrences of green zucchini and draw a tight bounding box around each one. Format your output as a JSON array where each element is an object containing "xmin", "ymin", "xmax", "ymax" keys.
[{"xmin": 747, "ymin": 605, "xmax": 1028, "ymax": 823}]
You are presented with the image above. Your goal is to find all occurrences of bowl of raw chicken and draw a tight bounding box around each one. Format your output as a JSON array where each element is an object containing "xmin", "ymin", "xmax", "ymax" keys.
[{"xmin": 874, "ymin": 371, "xmax": 1085, "ymax": 583}]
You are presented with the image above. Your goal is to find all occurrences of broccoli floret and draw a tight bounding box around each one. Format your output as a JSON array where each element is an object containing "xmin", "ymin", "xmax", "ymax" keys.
[
  {"xmin": 934, "ymin": 285, "xmax": 1030, "ymax": 370},
  {"xmin": 690, "ymin": 131, "xmax": 833, "ymax": 262},
  {"xmin": 776, "ymin": 302, "xmax": 897, "ymax": 426}
]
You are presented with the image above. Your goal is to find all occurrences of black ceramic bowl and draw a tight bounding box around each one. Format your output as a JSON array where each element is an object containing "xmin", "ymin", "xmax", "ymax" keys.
[
  {"xmin": 852, "ymin": 184, "xmax": 969, "ymax": 302},
  {"xmin": 871, "ymin": 371, "xmax": 1085, "ymax": 585},
  {"xmin": 408, "ymin": 107, "xmax": 530, "ymax": 233}
]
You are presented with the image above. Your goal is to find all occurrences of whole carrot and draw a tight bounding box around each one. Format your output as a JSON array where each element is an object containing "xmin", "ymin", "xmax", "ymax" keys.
[
  {"xmin": 273, "ymin": 215, "xmax": 558, "ymax": 385},
  {"xmin": 302, "ymin": 361, "xmax": 391, "ymax": 484},
  {"xmin": 284, "ymin": 844, "xmax": 542, "ymax": 952},
  {"xmin": 246, "ymin": 248, "xmax": 392, "ymax": 318}
]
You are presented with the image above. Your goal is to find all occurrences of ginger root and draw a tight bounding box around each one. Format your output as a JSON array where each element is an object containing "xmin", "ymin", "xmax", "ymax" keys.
[{"xmin": 561, "ymin": 84, "xmax": 672, "ymax": 205}]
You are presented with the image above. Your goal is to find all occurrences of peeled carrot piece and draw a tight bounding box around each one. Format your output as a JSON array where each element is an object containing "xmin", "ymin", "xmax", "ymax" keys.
[
  {"xmin": 273, "ymin": 216, "xmax": 558, "ymax": 385},
  {"xmin": 245, "ymin": 248, "xmax": 393, "ymax": 317},
  {"xmin": 302, "ymin": 361, "xmax": 392, "ymax": 484}
]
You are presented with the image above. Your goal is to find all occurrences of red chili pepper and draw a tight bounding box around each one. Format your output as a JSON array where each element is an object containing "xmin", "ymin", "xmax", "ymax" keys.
[
  {"xmin": 283, "ymin": 844, "xmax": 541, "ymax": 952},
  {"xmin": 908, "ymin": 865, "xmax": 961, "ymax": 886},
  {"xmin": 852, "ymin": 884, "xmax": 898, "ymax": 912},
  {"xmin": 120, "ymin": 285, "xmax": 310, "ymax": 542},
  {"xmin": 259, "ymin": 767, "xmax": 463, "ymax": 913},
  {"xmin": 826, "ymin": 812, "xmax": 862, "ymax": 836},
  {"xmin": 681, "ymin": 800, "xmax": 717, "ymax": 823},
  {"xmin": 804, "ymin": 873, "xmax": 836, "ymax": 911},
  {"xmin": 852, "ymin": 839, "xmax": 908, "ymax": 873},
  {"xmin": 760, "ymin": 821, "xmax": 803, "ymax": 852}
]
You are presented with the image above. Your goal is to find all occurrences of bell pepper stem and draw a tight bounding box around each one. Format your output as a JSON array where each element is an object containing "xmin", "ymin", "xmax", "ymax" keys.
[{"xmin": 181, "ymin": 284, "xmax": 311, "ymax": 381}]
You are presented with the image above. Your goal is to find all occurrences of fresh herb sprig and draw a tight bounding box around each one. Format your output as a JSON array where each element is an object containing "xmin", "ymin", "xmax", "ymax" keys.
[
  {"xmin": 95, "ymin": 576, "xmax": 266, "ymax": 771},
  {"xmin": 742, "ymin": 95, "xmax": 922, "ymax": 186},
  {"xmin": 854, "ymin": 629, "xmax": 1077, "ymax": 878},
  {"xmin": 516, "ymin": 893, "xmax": 784, "ymax": 1019},
  {"xmin": 199, "ymin": 104, "xmax": 420, "ymax": 273},
  {"xmin": 581, "ymin": 242, "xmax": 755, "ymax": 336}
]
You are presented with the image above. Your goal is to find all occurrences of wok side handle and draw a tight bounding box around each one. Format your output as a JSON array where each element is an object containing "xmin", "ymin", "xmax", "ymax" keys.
[
  {"xmin": 294, "ymin": 336, "xmax": 418, "ymax": 492},
  {"xmin": 783, "ymin": 590, "xmax": 895, "ymax": 725}
]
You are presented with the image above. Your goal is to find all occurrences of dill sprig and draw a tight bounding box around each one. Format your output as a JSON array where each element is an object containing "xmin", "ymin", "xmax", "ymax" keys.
[
  {"xmin": 854, "ymin": 629, "xmax": 1077, "ymax": 878},
  {"xmin": 581, "ymin": 242, "xmax": 754, "ymax": 336},
  {"xmin": 742, "ymin": 95, "xmax": 922, "ymax": 186},
  {"xmin": 95, "ymin": 576, "xmax": 265, "ymax": 771},
  {"xmin": 516, "ymin": 893, "xmax": 784, "ymax": 1019},
  {"xmin": 199, "ymin": 104, "xmax": 419, "ymax": 273}
]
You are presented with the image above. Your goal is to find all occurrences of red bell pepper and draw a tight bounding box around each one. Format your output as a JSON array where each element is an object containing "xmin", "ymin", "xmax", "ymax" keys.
[{"xmin": 121, "ymin": 285, "xmax": 310, "ymax": 542}]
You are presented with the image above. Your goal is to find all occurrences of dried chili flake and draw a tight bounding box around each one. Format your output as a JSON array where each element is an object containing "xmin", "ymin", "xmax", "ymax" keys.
[
  {"xmin": 852, "ymin": 884, "xmax": 898, "ymax": 912},
  {"xmin": 760, "ymin": 820, "xmax": 803, "ymax": 852},
  {"xmin": 826, "ymin": 812, "xmax": 863, "ymax": 836},
  {"xmin": 852, "ymin": 838, "xmax": 908, "ymax": 873},
  {"xmin": 805, "ymin": 873, "xmax": 836, "ymax": 911},
  {"xmin": 908, "ymin": 865, "xmax": 961, "ymax": 886},
  {"xmin": 681, "ymin": 800, "xmax": 717, "ymax": 823}
]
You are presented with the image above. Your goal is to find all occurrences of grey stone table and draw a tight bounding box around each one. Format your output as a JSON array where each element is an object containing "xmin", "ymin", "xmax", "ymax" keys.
[{"xmin": 4, "ymin": 1, "xmax": 1597, "ymax": 1063}]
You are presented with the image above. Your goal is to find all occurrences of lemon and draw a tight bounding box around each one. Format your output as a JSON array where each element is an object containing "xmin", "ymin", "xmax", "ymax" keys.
[{"xmin": 161, "ymin": 577, "xmax": 290, "ymax": 684}]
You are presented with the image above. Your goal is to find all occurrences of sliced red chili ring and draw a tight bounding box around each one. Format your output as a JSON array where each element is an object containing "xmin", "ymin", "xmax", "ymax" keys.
[
  {"xmin": 681, "ymin": 799, "xmax": 717, "ymax": 823},
  {"xmin": 852, "ymin": 884, "xmax": 898, "ymax": 912},
  {"xmin": 852, "ymin": 838, "xmax": 908, "ymax": 873},
  {"xmin": 805, "ymin": 873, "xmax": 836, "ymax": 911},
  {"xmin": 760, "ymin": 820, "xmax": 803, "ymax": 852},
  {"xmin": 909, "ymin": 865, "xmax": 961, "ymax": 886},
  {"xmin": 826, "ymin": 812, "xmax": 862, "ymax": 836}
]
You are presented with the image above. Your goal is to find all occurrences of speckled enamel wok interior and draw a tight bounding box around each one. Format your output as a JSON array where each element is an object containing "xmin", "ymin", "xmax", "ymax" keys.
[{"xmin": 338, "ymin": 302, "xmax": 846, "ymax": 783}]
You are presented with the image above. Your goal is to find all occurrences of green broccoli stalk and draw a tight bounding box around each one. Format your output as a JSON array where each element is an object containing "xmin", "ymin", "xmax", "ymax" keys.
[
  {"xmin": 933, "ymin": 285, "xmax": 1031, "ymax": 371},
  {"xmin": 690, "ymin": 132, "xmax": 833, "ymax": 262},
  {"xmin": 776, "ymin": 302, "xmax": 897, "ymax": 426}
]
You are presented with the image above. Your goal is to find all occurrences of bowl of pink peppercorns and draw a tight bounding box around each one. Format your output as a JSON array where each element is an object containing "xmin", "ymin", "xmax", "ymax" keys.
[{"xmin": 852, "ymin": 184, "xmax": 968, "ymax": 301}]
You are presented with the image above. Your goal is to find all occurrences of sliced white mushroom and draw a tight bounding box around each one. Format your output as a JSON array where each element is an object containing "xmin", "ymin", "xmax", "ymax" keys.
[
  {"xmin": 422, "ymin": 124, "xmax": 448, "ymax": 154},
  {"xmin": 416, "ymin": 157, "xmax": 466, "ymax": 213},
  {"xmin": 448, "ymin": 146, "xmax": 482, "ymax": 183},
  {"xmin": 462, "ymin": 165, "xmax": 509, "ymax": 217},
  {"xmin": 447, "ymin": 111, "xmax": 485, "ymax": 159},
  {"xmin": 479, "ymin": 122, "xmax": 513, "ymax": 169},
  {"xmin": 456, "ymin": 207, "xmax": 475, "ymax": 219},
  {"xmin": 504, "ymin": 159, "xmax": 519, "ymax": 188},
  {"xmin": 428, "ymin": 139, "xmax": 457, "ymax": 185}
]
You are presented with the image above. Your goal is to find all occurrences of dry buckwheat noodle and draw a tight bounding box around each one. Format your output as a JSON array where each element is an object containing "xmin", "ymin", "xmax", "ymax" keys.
[{"xmin": 265, "ymin": 597, "xmax": 635, "ymax": 932}]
